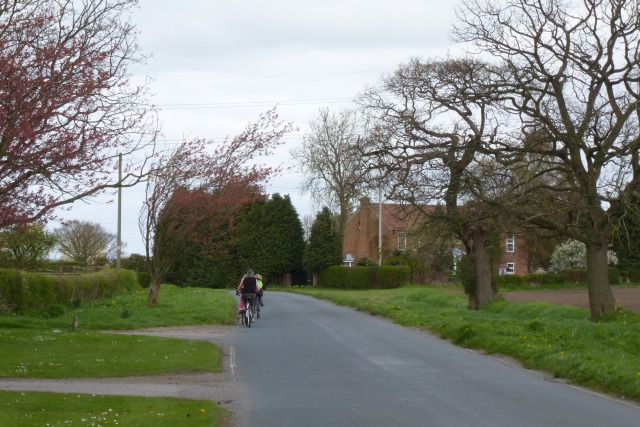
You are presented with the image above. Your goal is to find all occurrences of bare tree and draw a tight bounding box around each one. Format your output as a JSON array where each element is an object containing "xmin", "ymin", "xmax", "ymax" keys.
[
  {"xmin": 55, "ymin": 221, "xmax": 116, "ymax": 265},
  {"xmin": 291, "ymin": 107, "xmax": 371, "ymax": 241},
  {"xmin": 358, "ymin": 57, "xmax": 506, "ymax": 309},
  {"xmin": 454, "ymin": 0, "xmax": 640, "ymax": 319}
]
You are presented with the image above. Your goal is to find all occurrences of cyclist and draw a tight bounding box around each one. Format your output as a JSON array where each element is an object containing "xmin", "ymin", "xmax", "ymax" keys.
[
  {"xmin": 255, "ymin": 273, "xmax": 265, "ymax": 306},
  {"xmin": 238, "ymin": 269, "xmax": 258, "ymax": 317}
]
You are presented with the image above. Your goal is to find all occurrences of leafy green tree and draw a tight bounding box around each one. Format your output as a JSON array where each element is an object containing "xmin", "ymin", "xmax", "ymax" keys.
[
  {"xmin": 234, "ymin": 194, "xmax": 305, "ymax": 283},
  {"xmin": 303, "ymin": 207, "xmax": 343, "ymax": 285},
  {"xmin": 0, "ymin": 223, "xmax": 56, "ymax": 270},
  {"xmin": 165, "ymin": 238, "xmax": 236, "ymax": 288}
]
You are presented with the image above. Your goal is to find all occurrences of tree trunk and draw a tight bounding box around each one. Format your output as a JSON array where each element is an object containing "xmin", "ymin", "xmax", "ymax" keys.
[
  {"xmin": 586, "ymin": 239, "xmax": 616, "ymax": 320},
  {"xmin": 468, "ymin": 231, "xmax": 495, "ymax": 310},
  {"xmin": 147, "ymin": 277, "xmax": 161, "ymax": 306},
  {"xmin": 312, "ymin": 272, "xmax": 318, "ymax": 286}
]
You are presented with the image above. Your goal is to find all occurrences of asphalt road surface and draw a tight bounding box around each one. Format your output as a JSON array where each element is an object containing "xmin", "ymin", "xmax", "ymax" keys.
[{"xmin": 230, "ymin": 292, "xmax": 640, "ymax": 427}]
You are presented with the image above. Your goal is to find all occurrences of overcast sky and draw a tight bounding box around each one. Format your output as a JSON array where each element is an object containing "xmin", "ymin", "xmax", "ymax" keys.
[{"xmin": 53, "ymin": 0, "xmax": 461, "ymax": 257}]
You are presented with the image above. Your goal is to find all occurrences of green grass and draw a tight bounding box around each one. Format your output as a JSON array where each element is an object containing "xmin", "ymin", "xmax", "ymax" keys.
[
  {"xmin": 0, "ymin": 284, "xmax": 238, "ymax": 331},
  {"xmin": 0, "ymin": 329, "xmax": 220, "ymax": 378},
  {"xmin": 288, "ymin": 286, "xmax": 640, "ymax": 401},
  {"xmin": 0, "ymin": 390, "xmax": 225, "ymax": 426},
  {"xmin": 0, "ymin": 284, "xmax": 238, "ymax": 426}
]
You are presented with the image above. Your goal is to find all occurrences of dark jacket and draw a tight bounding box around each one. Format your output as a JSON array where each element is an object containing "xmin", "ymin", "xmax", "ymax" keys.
[{"xmin": 240, "ymin": 276, "xmax": 258, "ymax": 294}]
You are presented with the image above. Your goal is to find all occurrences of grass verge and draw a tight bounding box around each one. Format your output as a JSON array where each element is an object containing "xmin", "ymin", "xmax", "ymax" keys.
[
  {"xmin": 0, "ymin": 390, "xmax": 225, "ymax": 427},
  {"xmin": 0, "ymin": 329, "xmax": 220, "ymax": 378},
  {"xmin": 288, "ymin": 286, "xmax": 640, "ymax": 401}
]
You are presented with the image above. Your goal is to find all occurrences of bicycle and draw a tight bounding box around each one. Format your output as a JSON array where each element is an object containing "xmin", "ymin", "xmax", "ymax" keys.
[{"xmin": 240, "ymin": 294, "xmax": 256, "ymax": 328}]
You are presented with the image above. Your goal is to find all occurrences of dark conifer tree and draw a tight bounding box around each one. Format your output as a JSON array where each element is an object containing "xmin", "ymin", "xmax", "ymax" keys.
[
  {"xmin": 303, "ymin": 207, "xmax": 343, "ymax": 279},
  {"xmin": 234, "ymin": 194, "xmax": 305, "ymax": 283}
]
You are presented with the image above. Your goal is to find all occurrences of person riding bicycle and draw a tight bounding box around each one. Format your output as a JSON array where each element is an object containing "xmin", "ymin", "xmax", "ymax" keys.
[
  {"xmin": 255, "ymin": 273, "xmax": 265, "ymax": 307},
  {"xmin": 238, "ymin": 269, "xmax": 258, "ymax": 315}
]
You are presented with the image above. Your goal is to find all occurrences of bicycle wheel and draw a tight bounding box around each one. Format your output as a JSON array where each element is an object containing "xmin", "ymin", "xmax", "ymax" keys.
[
  {"xmin": 256, "ymin": 302, "xmax": 260, "ymax": 319},
  {"xmin": 244, "ymin": 300, "xmax": 251, "ymax": 328}
]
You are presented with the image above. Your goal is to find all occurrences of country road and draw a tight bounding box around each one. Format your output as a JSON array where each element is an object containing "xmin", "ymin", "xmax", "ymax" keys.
[{"xmin": 227, "ymin": 292, "xmax": 640, "ymax": 427}]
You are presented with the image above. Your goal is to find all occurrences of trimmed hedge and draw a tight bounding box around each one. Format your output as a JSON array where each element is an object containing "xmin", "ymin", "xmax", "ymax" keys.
[
  {"xmin": 493, "ymin": 273, "xmax": 567, "ymax": 287},
  {"xmin": 317, "ymin": 265, "xmax": 410, "ymax": 289},
  {"xmin": 493, "ymin": 268, "xmax": 620, "ymax": 288},
  {"xmin": 0, "ymin": 268, "xmax": 140, "ymax": 315}
]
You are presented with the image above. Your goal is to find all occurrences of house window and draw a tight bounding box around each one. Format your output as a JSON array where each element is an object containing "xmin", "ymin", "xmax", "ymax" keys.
[
  {"xmin": 412, "ymin": 236, "xmax": 421, "ymax": 250},
  {"xmin": 397, "ymin": 231, "xmax": 406, "ymax": 251},
  {"xmin": 506, "ymin": 235, "xmax": 515, "ymax": 253},
  {"xmin": 506, "ymin": 263, "xmax": 515, "ymax": 274}
]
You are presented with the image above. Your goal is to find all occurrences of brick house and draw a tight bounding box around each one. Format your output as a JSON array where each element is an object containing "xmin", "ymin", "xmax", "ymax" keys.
[
  {"xmin": 342, "ymin": 197, "xmax": 424, "ymax": 263},
  {"xmin": 496, "ymin": 233, "xmax": 529, "ymax": 275},
  {"xmin": 343, "ymin": 197, "xmax": 529, "ymax": 275}
]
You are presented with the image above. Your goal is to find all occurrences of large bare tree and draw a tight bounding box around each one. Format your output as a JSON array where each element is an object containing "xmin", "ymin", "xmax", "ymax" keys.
[
  {"xmin": 291, "ymin": 107, "xmax": 371, "ymax": 241},
  {"xmin": 358, "ymin": 57, "xmax": 507, "ymax": 309},
  {"xmin": 454, "ymin": 0, "xmax": 640, "ymax": 319}
]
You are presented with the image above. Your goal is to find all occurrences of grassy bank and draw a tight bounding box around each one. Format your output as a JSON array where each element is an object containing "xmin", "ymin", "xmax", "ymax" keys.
[
  {"xmin": 289, "ymin": 286, "xmax": 640, "ymax": 401},
  {"xmin": 0, "ymin": 285, "xmax": 237, "ymax": 426}
]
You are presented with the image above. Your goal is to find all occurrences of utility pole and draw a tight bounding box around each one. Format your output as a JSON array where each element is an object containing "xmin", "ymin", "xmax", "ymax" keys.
[
  {"xmin": 116, "ymin": 153, "xmax": 122, "ymax": 270},
  {"xmin": 378, "ymin": 183, "xmax": 382, "ymax": 266}
]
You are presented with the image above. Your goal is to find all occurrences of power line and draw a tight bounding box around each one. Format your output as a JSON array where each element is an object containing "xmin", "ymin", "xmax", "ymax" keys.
[{"xmin": 157, "ymin": 96, "xmax": 355, "ymax": 110}]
